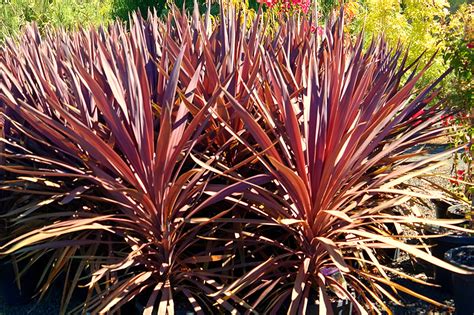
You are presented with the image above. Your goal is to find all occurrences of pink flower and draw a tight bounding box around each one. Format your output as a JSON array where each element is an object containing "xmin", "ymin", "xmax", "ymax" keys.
[{"xmin": 299, "ymin": 0, "xmax": 311, "ymax": 13}]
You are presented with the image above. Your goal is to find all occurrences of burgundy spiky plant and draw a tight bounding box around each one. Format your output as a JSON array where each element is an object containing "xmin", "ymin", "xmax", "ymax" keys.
[
  {"xmin": 201, "ymin": 10, "xmax": 472, "ymax": 315},
  {"xmin": 0, "ymin": 9, "xmax": 263, "ymax": 314},
  {"xmin": 0, "ymin": 4, "xmax": 472, "ymax": 315}
]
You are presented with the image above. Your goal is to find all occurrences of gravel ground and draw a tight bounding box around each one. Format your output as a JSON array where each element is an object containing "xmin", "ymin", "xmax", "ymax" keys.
[{"xmin": 405, "ymin": 141, "xmax": 467, "ymax": 218}]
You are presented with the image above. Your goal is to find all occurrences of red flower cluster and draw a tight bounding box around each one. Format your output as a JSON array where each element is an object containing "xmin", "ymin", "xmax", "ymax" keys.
[
  {"xmin": 441, "ymin": 114, "xmax": 455, "ymax": 127},
  {"xmin": 257, "ymin": 0, "xmax": 312, "ymax": 13},
  {"xmin": 467, "ymin": 41, "xmax": 474, "ymax": 49},
  {"xmin": 450, "ymin": 170, "xmax": 466, "ymax": 185}
]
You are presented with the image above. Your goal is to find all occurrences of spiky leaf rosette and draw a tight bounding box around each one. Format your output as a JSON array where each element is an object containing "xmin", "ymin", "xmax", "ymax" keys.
[
  {"xmin": 203, "ymin": 10, "xmax": 473, "ymax": 315},
  {"xmin": 0, "ymin": 9, "xmax": 271, "ymax": 314}
]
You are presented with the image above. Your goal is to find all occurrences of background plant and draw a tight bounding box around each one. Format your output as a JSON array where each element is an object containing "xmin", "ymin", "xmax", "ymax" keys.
[
  {"xmin": 442, "ymin": 3, "xmax": 473, "ymax": 111},
  {"xmin": 0, "ymin": 0, "xmax": 113, "ymax": 42},
  {"xmin": 439, "ymin": 4, "xmax": 473, "ymax": 214},
  {"xmin": 349, "ymin": 0, "xmax": 450, "ymax": 86}
]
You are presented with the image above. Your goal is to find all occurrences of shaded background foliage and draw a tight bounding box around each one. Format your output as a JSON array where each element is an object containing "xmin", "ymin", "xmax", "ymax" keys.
[{"xmin": 441, "ymin": 3, "xmax": 473, "ymax": 111}]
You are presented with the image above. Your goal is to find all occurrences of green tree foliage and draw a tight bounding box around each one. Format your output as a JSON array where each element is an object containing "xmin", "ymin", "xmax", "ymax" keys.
[
  {"xmin": 111, "ymin": 0, "xmax": 202, "ymax": 21},
  {"xmin": 111, "ymin": 0, "xmax": 168, "ymax": 20},
  {"xmin": 449, "ymin": 0, "xmax": 467, "ymax": 12}
]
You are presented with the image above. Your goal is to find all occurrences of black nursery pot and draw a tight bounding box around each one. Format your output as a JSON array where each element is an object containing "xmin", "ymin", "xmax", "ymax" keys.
[
  {"xmin": 446, "ymin": 204, "xmax": 469, "ymax": 220},
  {"xmin": 445, "ymin": 246, "xmax": 474, "ymax": 315},
  {"xmin": 431, "ymin": 233, "xmax": 474, "ymax": 292},
  {"xmin": 433, "ymin": 199, "xmax": 452, "ymax": 219}
]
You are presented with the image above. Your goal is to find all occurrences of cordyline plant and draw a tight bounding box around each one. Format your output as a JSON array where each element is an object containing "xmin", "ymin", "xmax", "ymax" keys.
[
  {"xmin": 189, "ymin": 8, "xmax": 473, "ymax": 315},
  {"xmin": 0, "ymin": 7, "xmax": 264, "ymax": 314},
  {"xmin": 0, "ymin": 3, "xmax": 473, "ymax": 315}
]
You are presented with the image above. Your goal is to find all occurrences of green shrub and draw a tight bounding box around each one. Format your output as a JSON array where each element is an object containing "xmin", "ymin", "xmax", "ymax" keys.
[
  {"xmin": 0, "ymin": 0, "xmax": 113, "ymax": 41},
  {"xmin": 442, "ymin": 3, "xmax": 473, "ymax": 111},
  {"xmin": 0, "ymin": 0, "xmax": 223, "ymax": 43},
  {"xmin": 111, "ymin": 0, "xmax": 173, "ymax": 20}
]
